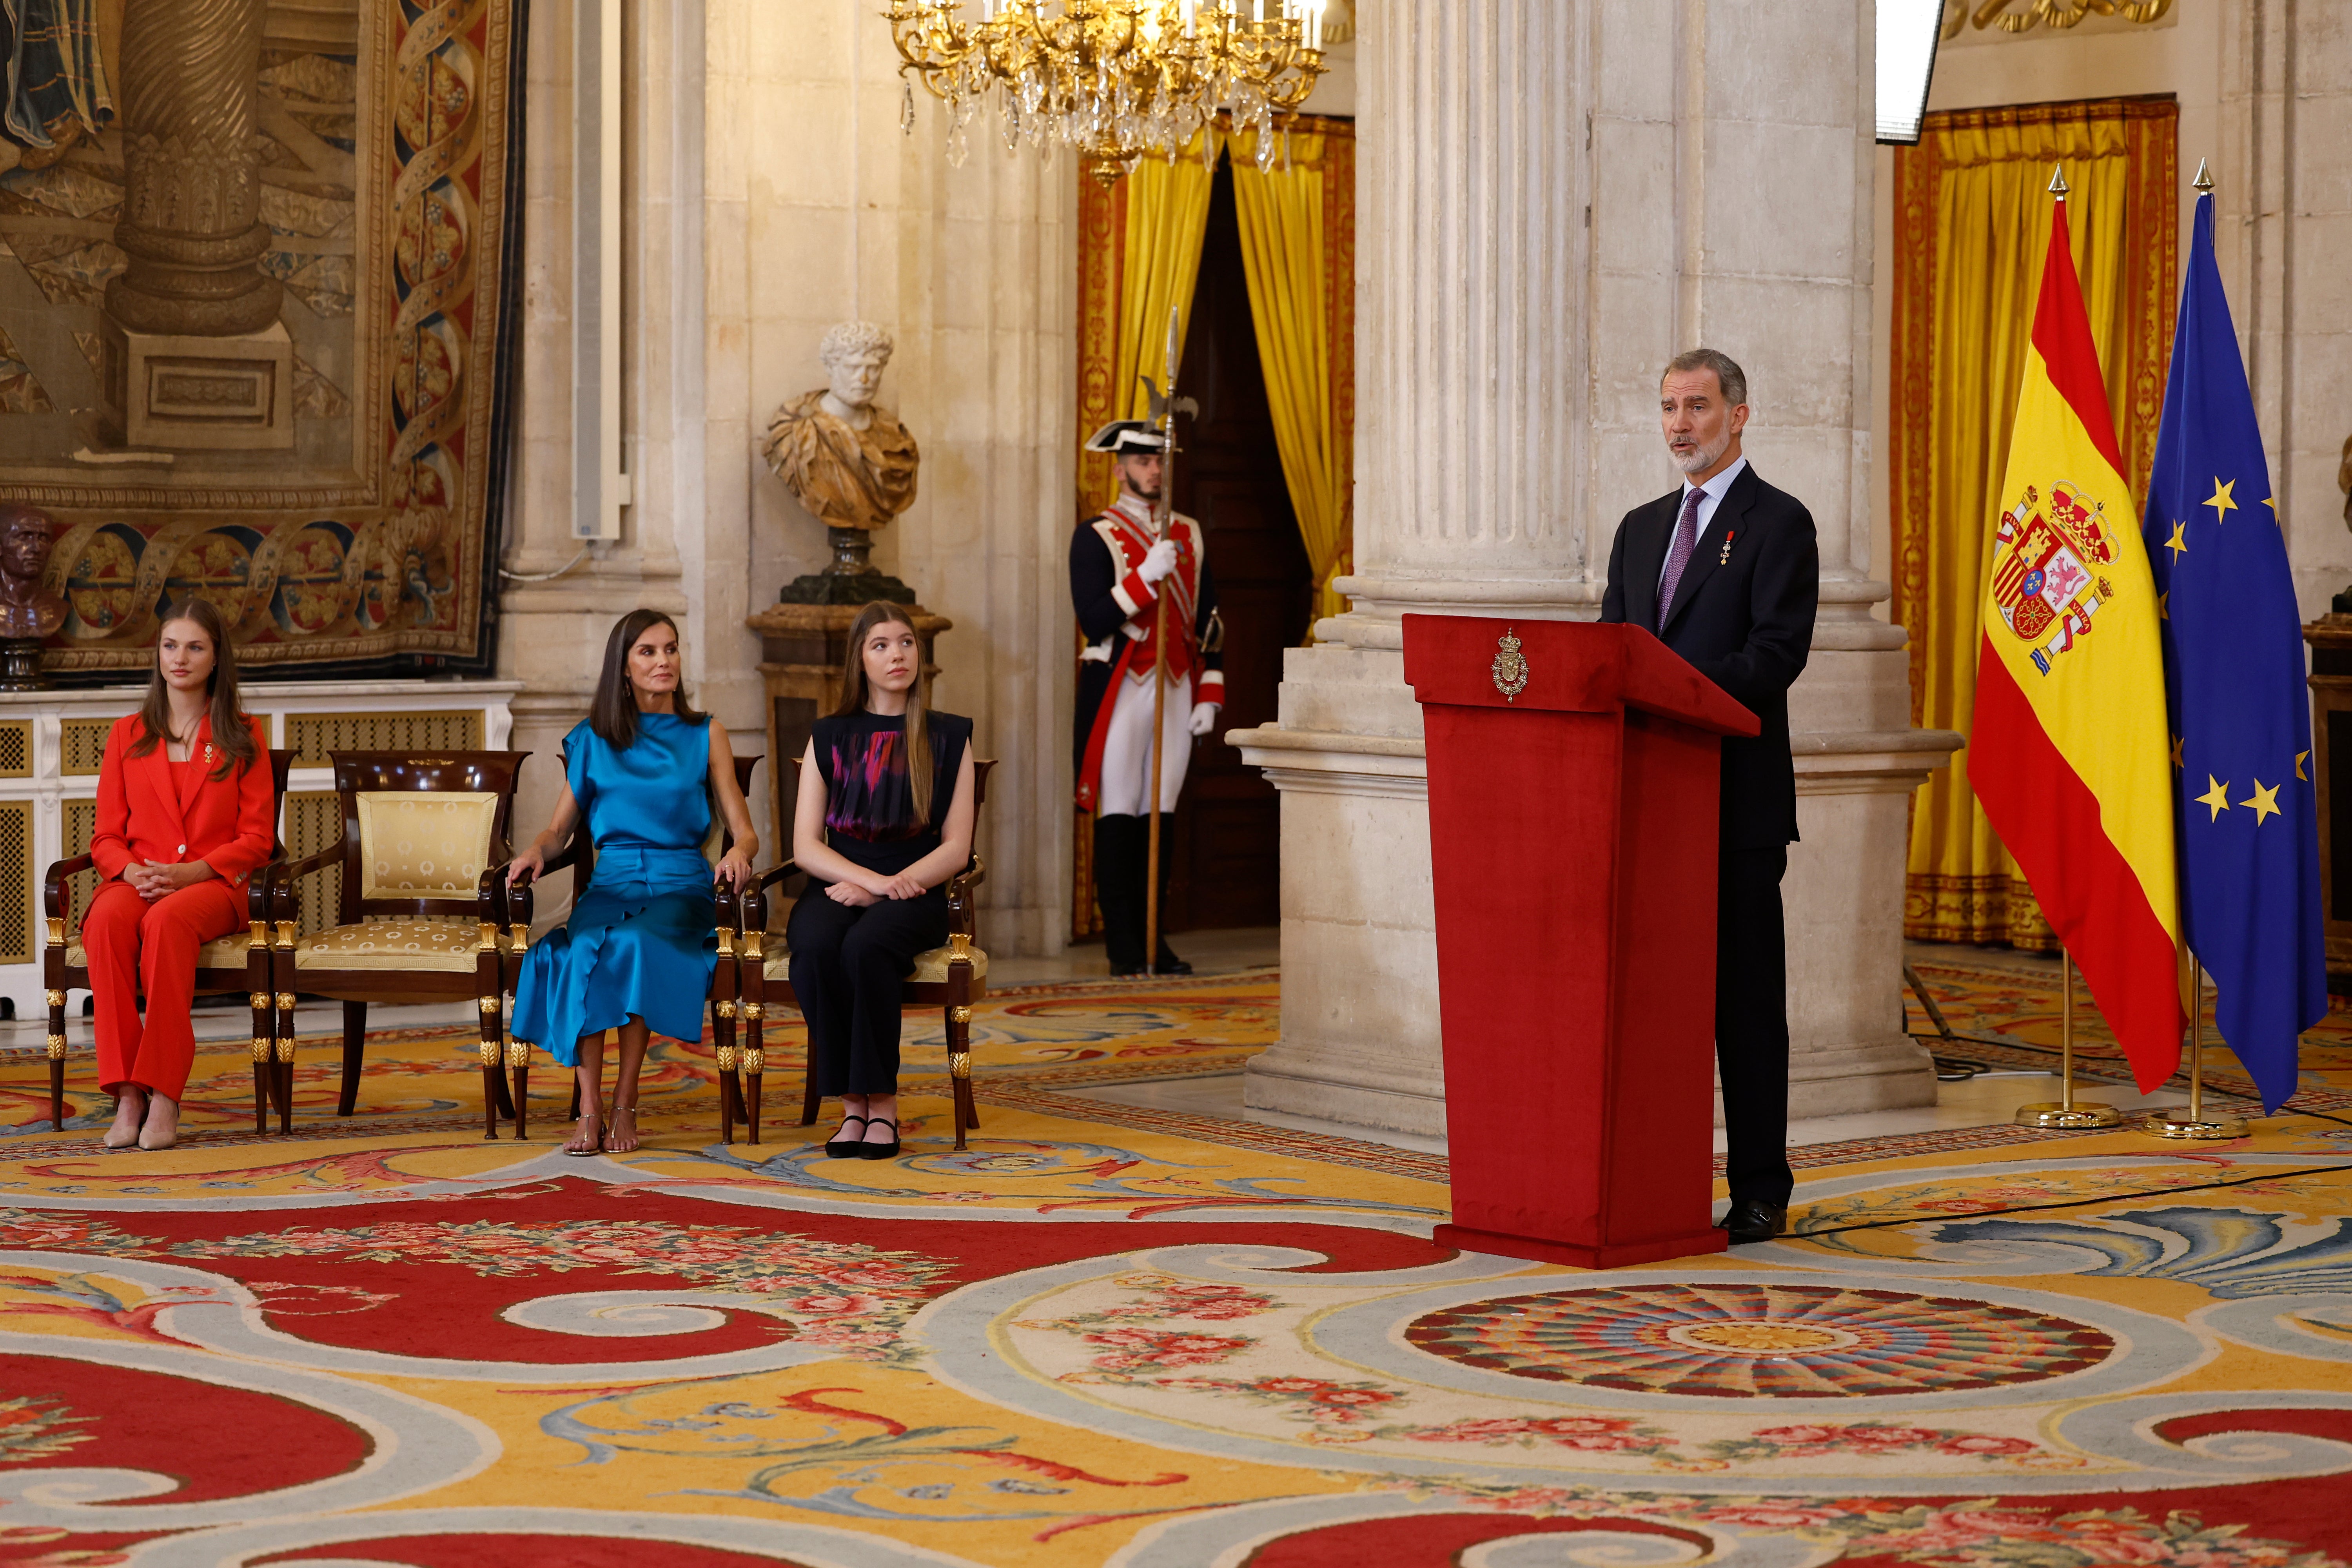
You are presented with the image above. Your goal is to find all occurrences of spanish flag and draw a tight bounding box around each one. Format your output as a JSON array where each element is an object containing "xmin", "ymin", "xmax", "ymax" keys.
[{"xmin": 1971, "ymin": 180, "xmax": 2185, "ymax": 1087}]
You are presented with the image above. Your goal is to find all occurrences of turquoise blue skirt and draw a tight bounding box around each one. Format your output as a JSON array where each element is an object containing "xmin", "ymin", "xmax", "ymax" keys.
[{"xmin": 511, "ymin": 845, "xmax": 717, "ymax": 1064}]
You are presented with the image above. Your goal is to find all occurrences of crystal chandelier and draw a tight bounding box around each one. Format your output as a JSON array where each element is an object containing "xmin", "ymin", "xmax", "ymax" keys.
[{"xmin": 883, "ymin": 1, "xmax": 1331, "ymax": 185}]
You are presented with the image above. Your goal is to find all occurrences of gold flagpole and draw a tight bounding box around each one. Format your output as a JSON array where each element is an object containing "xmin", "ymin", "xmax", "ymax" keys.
[
  {"xmin": 2147, "ymin": 960, "xmax": 2247, "ymax": 1138},
  {"xmin": 2015, "ymin": 949, "xmax": 2123, "ymax": 1129}
]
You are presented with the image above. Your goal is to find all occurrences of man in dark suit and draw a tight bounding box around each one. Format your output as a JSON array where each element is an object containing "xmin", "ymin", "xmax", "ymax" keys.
[{"xmin": 1599, "ymin": 348, "xmax": 1818, "ymax": 1244}]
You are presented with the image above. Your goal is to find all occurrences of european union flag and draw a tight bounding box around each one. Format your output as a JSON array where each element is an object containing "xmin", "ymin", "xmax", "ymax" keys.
[{"xmin": 2143, "ymin": 188, "xmax": 2327, "ymax": 1113}]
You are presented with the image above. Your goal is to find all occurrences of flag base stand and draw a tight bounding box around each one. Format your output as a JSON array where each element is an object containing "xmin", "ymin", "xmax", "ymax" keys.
[
  {"xmin": 2143, "ymin": 1109, "xmax": 2247, "ymax": 1140},
  {"xmin": 2014, "ymin": 1100, "xmax": 2126, "ymax": 1130},
  {"xmin": 2013, "ymin": 951, "xmax": 2123, "ymax": 1129},
  {"xmin": 2141, "ymin": 960, "xmax": 2248, "ymax": 1140}
]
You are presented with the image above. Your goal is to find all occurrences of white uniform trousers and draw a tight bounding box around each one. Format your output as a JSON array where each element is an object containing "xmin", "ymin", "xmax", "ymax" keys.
[{"xmin": 1096, "ymin": 668, "xmax": 1194, "ymax": 816}]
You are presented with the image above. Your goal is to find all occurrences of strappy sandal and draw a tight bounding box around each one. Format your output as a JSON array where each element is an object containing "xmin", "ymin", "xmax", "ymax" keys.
[
  {"xmin": 603, "ymin": 1103, "xmax": 641, "ymax": 1155},
  {"xmin": 563, "ymin": 1112, "xmax": 602, "ymax": 1156},
  {"xmin": 824, "ymin": 1114, "xmax": 869, "ymax": 1159},
  {"xmin": 857, "ymin": 1116, "xmax": 900, "ymax": 1160}
]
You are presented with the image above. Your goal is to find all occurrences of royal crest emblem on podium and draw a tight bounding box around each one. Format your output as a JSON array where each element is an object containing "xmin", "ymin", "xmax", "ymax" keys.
[{"xmin": 1491, "ymin": 628, "xmax": 1529, "ymax": 701}]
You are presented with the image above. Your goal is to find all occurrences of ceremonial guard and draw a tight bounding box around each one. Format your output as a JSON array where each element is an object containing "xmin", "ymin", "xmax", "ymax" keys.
[{"xmin": 1071, "ymin": 418, "xmax": 1225, "ymax": 976}]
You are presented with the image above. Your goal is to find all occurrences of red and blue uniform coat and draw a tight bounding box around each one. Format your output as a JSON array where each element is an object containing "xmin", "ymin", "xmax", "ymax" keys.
[{"xmin": 1069, "ymin": 494, "xmax": 1223, "ymax": 811}]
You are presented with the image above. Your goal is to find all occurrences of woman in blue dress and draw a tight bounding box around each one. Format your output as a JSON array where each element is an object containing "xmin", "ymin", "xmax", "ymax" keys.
[
  {"xmin": 790, "ymin": 601, "xmax": 977, "ymax": 1160},
  {"xmin": 507, "ymin": 610, "xmax": 757, "ymax": 1154}
]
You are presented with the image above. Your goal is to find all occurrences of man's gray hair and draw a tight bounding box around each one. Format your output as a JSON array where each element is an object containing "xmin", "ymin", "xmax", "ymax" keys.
[
  {"xmin": 820, "ymin": 319, "xmax": 894, "ymax": 367},
  {"xmin": 1662, "ymin": 347, "xmax": 1748, "ymax": 408}
]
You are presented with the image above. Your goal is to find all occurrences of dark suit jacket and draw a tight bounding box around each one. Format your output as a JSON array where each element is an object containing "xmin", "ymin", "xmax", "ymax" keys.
[{"xmin": 1599, "ymin": 462, "xmax": 1819, "ymax": 848}]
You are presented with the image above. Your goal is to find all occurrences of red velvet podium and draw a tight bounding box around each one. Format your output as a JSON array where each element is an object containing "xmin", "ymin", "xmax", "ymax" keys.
[{"xmin": 1404, "ymin": 615, "xmax": 1761, "ymax": 1269}]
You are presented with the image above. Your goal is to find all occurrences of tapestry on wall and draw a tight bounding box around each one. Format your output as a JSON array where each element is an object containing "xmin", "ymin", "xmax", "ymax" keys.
[{"xmin": 0, "ymin": 0, "xmax": 524, "ymax": 680}]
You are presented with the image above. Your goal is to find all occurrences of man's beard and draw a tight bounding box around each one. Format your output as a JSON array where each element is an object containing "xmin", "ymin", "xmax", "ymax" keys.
[
  {"xmin": 1671, "ymin": 430, "xmax": 1730, "ymax": 475},
  {"xmin": 1125, "ymin": 480, "xmax": 1162, "ymax": 503}
]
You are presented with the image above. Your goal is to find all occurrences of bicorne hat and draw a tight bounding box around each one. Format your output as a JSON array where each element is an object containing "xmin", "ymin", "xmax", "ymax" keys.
[{"xmin": 1083, "ymin": 419, "xmax": 1168, "ymax": 455}]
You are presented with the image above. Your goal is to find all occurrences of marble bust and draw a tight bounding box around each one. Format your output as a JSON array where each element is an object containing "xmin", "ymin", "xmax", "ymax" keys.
[
  {"xmin": 0, "ymin": 503, "xmax": 67, "ymax": 641},
  {"xmin": 760, "ymin": 321, "xmax": 922, "ymax": 535}
]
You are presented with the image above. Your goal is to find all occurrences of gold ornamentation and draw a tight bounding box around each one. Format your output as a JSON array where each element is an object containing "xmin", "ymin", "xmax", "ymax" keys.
[
  {"xmin": 508, "ymin": 923, "xmax": 529, "ymax": 953},
  {"xmin": 45, "ymin": 916, "xmax": 63, "ymax": 947},
  {"xmin": 744, "ymin": 1047, "xmax": 766, "ymax": 1073},
  {"xmin": 479, "ymin": 1040, "xmax": 499, "ymax": 1066},
  {"xmin": 743, "ymin": 930, "xmax": 765, "ymax": 962},
  {"xmin": 717, "ymin": 927, "xmax": 735, "ymax": 957},
  {"xmin": 716, "ymin": 1045, "xmax": 739, "ymax": 1071},
  {"xmin": 947, "ymin": 930, "xmax": 974, "ymax": 963},
  {"xmin": 1953, "ymin": 0, "xmax": 2171, "ymax": 36},
  {"xmin": 46, "ymin": 1034, "xmax": 67, "ymax": 1060},
  {"xmin": 276, "ymin": 992, "xmax": 297, "ymax": 1013},
  {"xmin": 949, "ymin": 1051, "xmax": 971, "ymax": 1080},
  {"xmin": 253, "ymin": 1036, "xmax": 272, "ymax": 1063},
  {"xmin": 44, "ymin": 989, "xmax": 64, "ymax": 1009},
  {"xmin": 716, "ymin": 999, "xmax": 739, "ymax": 1019},
  {"xmin": 479, "ymin": 995, "xmax": 501, "ymax": 1014},
  {"xmin": 884, "ymin": 0, "xmax": 1329, "ymax": 184},
  {"xmin": 275, "ymin": 1038, "xmax": 296, "ymax": 1063},
  {"xmin": 742, "ymin": 1002, "xmax": 765, "ymax": 1022},
  {"xmin": 274, "ymin": 921, "xmax": 297, "ymax": 950},
  {"xmin": 249, "ymin": 992, "xmax": 270, "ymax": 1010},
  {"xmin": 249, "ymin": 920, "xmax": 268, "ymax": 948},
  {"xmin": 1490, "ymin": 627, "xmax": 1528, "ymax": 702},
  {"xmin": 477, "ymin": 921, "xmax": 500, "ymax": 953},
  {"xmin": 949, "ymin": 1005, "xmax": 974, "ymax": 1024},
  {"xmin": 504, "ymin": 1041, "xmax": 529, "ymax": 1068}
]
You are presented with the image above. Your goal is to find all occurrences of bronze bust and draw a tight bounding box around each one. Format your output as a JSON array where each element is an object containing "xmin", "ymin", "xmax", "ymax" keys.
[{"xmin": 0, "ymin": 504, "xmax": 67, "ymax": 641}]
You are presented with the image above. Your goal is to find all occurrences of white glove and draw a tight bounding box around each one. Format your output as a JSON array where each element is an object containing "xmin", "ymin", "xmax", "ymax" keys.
[
  {"xmin": 1188, "ymin": 701, "xmax": 1220, "ymax": 738},
  {"xmin": 1138, "ymin": 539, "xmax": 1180, "ymax": 585}
]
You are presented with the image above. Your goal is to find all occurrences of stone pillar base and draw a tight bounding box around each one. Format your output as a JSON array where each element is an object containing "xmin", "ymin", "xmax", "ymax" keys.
[{"xmin": 102, "ymin": 321, "xmax": 294, "ymax": 451}]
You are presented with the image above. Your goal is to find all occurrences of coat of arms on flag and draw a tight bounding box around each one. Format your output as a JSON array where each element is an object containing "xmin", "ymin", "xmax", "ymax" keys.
[{"xmin": 1990, "ymin": 481, "xmax": 2118, "ymax": 673}]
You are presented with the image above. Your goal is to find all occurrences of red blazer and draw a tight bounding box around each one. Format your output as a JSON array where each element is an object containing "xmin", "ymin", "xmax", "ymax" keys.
[{"xmin": 91, "ymin": 713, "xmax": 275, "ymax": 891}]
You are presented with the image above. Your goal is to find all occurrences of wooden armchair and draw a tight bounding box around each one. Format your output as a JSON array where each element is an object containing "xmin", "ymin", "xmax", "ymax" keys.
[
  {"xmin": 735, "ymin": 758, "xmax": 995, "ymax": 1150},
  {"xmin": 270, "ymin": 751, "xmax": 530, "ymax": 1138},
  {"xmin": 38, "ymin": 750, "xmax": 297, "ymax": 1134},
  {"xmin": 506, "ymin": 752, "xmax": 761, "ymax": 1143}
]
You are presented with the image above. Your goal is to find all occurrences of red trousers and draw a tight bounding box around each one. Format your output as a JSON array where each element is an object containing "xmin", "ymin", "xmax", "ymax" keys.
[{"xmin": 86, "ymin": 878, "xmax": 243, "ymax": 1102}]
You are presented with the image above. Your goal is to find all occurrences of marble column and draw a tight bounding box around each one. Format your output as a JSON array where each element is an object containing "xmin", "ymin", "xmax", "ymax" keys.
[
  {"xmin": 102, "ymin": 0, "xmax": 293, "ymax": 448},
  {"xmin": 1230, "ymin": 0, "xmax": 1957, "ymax": 1138}
]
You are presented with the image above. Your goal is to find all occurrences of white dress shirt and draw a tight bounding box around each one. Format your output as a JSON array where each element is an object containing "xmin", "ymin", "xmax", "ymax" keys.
[{"xmin": 1658, "ymin": 455, "xmax": 1749, "ymax": 592}]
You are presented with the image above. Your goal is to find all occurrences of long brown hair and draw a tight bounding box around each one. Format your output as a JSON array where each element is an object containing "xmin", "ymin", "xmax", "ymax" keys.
[
  {"xmin": 589, "ymin": 609, "xmax": 707, "ymax": 750},
  {"xmin": 833, "ymin": 601, "xmax": 935, "ymax": 823},
  {"xmin": 129, "ymin": 597, "xmax": 258, "ymax": 780}
]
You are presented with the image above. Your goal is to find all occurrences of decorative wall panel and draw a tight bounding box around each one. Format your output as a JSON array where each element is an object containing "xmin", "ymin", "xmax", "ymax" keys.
[
  {"xmin": 0, "ymin": 802, "xmax": 28, "ymax": 964},
  {"xmin": 289, "ymin": 708, "xmax": 483, "ymax": 766},
  {"xmin": 0, "ymin": 0, "xmax": 527, "ymax": 681}
]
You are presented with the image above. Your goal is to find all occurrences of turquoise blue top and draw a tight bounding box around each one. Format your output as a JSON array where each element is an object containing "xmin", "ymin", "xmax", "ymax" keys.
[{"xmin": 511, "ymin": 713, "xmax": 719, "ymax": 1061}]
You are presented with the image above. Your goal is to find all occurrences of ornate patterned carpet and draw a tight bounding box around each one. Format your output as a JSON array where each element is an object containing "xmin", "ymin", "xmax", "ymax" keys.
[{"xmin": 2, "ymin": 968, "xmax": 2350, "ymax": 1567}]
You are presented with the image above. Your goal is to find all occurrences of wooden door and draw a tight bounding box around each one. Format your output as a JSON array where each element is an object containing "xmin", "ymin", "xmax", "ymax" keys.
[{"xmin": 1165, "ymin": 160, "xmax": 1316, "ymax": 932}]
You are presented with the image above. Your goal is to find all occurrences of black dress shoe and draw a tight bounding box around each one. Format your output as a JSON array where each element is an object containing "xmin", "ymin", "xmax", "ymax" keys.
[
  {"xmin": 1150, "ymin": 948, "xmax": 1192, "ymax": 976},
  {"xmin": 823, "ymin": 1115, "xmax": 868, "ymax": 1158},
  {"xmin": 857, "ymin": 1117, "xmax": 901, "ymax": 1159},
  {"xmin": 1719, "ymin": 1200, "xmax": 1788, "ymax": 1244}
]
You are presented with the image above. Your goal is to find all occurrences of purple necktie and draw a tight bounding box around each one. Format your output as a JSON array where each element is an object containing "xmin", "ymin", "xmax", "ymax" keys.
[{"xmin": 1657, "ymin": 486, "xmax": 1704, "ymax": 628}]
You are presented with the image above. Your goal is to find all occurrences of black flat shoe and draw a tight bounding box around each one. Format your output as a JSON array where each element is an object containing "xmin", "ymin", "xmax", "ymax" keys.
[
  {"xmin": 824, "ymin": 1115, "xmax": 869, "ymax": 1158},
  {"xmin": 1719, "ymin": 1199, "xmax": 1788, "ymax": 1245},
  {"xmin": 1149, "ymin": 957, "xmax": 1193, "ymax": 976},
  {"xmin": 857, "ymin": 1117, "xmax": 900, "ymax": 1159}
]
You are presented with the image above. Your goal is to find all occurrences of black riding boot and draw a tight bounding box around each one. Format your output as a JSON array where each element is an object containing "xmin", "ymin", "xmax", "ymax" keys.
[
  {"xmin": 1094, "ymin": 814, "xmax": 1147, "ymax": 975},
  {"xmin": 1144, "ymin": 812, "xmax": 1191, "ymax": 975}
]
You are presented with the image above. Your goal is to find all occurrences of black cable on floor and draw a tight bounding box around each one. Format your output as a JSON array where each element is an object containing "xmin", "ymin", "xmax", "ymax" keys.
[{"xmin": 1795, "ymin": 1159, "xmax": 2352, "ymax": 1240}]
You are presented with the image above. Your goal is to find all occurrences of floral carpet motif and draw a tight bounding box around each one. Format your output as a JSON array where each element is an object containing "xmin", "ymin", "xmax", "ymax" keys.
[
  {"xmin": 1400, "ymin": 1281, "xmax": 2117, "ymax": 1397},
  {"xmin": 0, "ymin": 962, "xmax": 2346, "ymax": 1566}
]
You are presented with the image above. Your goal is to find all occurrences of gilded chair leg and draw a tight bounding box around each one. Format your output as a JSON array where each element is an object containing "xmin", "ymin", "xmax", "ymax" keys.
[
  {"xmin": 339, "ymin": 1001, "xmax": 366, "ymax": 1116},
  {"xmin": 509, "ymin": 1051, "xmax": 530, "ymax": 1142},
  {"xmin": 47, "ymin": 990, "xmax": 67, "ymax": 1132},
  {"xmin": 276, "ymin": 990, "xmax": 299, "ymax": 1134},
  {"xmin": 481, "ymin": 1060, "xmax": 501, "ymax": 1139},
  {"xmin": 743, "ymin": 997, "xmax": 765, "ymax": 1147},
  {"xmin": 248, "ymin": 986, "xmax": 272, "ymax": 1134}
]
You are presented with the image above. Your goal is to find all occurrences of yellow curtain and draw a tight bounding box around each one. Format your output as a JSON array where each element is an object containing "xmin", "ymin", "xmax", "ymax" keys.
[
  {"xmin": 1230, "ymin": 127, "xmax": 1350, "ymax": 623},
  {"xmin": 1100, "ymin": 130, "xmax": 1223, "ymax": 513},
  {"xmin": 1892, "ymin": 98, "xmax": 2177, "ymax": 949}
]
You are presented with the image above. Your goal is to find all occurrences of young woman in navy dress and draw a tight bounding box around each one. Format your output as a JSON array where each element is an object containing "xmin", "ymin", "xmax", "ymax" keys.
[
  {"xmin": 508, "ymin": 610, "xmax": 757, "ymax": 1154},
  {"xmin": 789, "ymin": 601, "xmax": 977, "ymax": 1159}
]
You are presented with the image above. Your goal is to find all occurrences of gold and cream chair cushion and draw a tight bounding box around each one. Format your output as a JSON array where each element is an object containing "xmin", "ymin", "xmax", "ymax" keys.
[
  {"xmin": 355, "ymin": 792, "xmax": 498, "ymax": 899},
  {"xmin": 295, "ymin": 915, "xmax": 501, "ymax": 972},
  {"xmin": 63, "ymin": 933, "xmax": 258, "ymax": 970},
  {"xmin": 759, "ymin": 940, "xmax": 987, "ymax": 985}
]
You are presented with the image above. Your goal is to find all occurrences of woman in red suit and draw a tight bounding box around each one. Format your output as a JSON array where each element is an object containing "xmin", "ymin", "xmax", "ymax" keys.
[{"xmin": 90, "ymin": 598, "xmax": 275, "ymax": 1150}]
